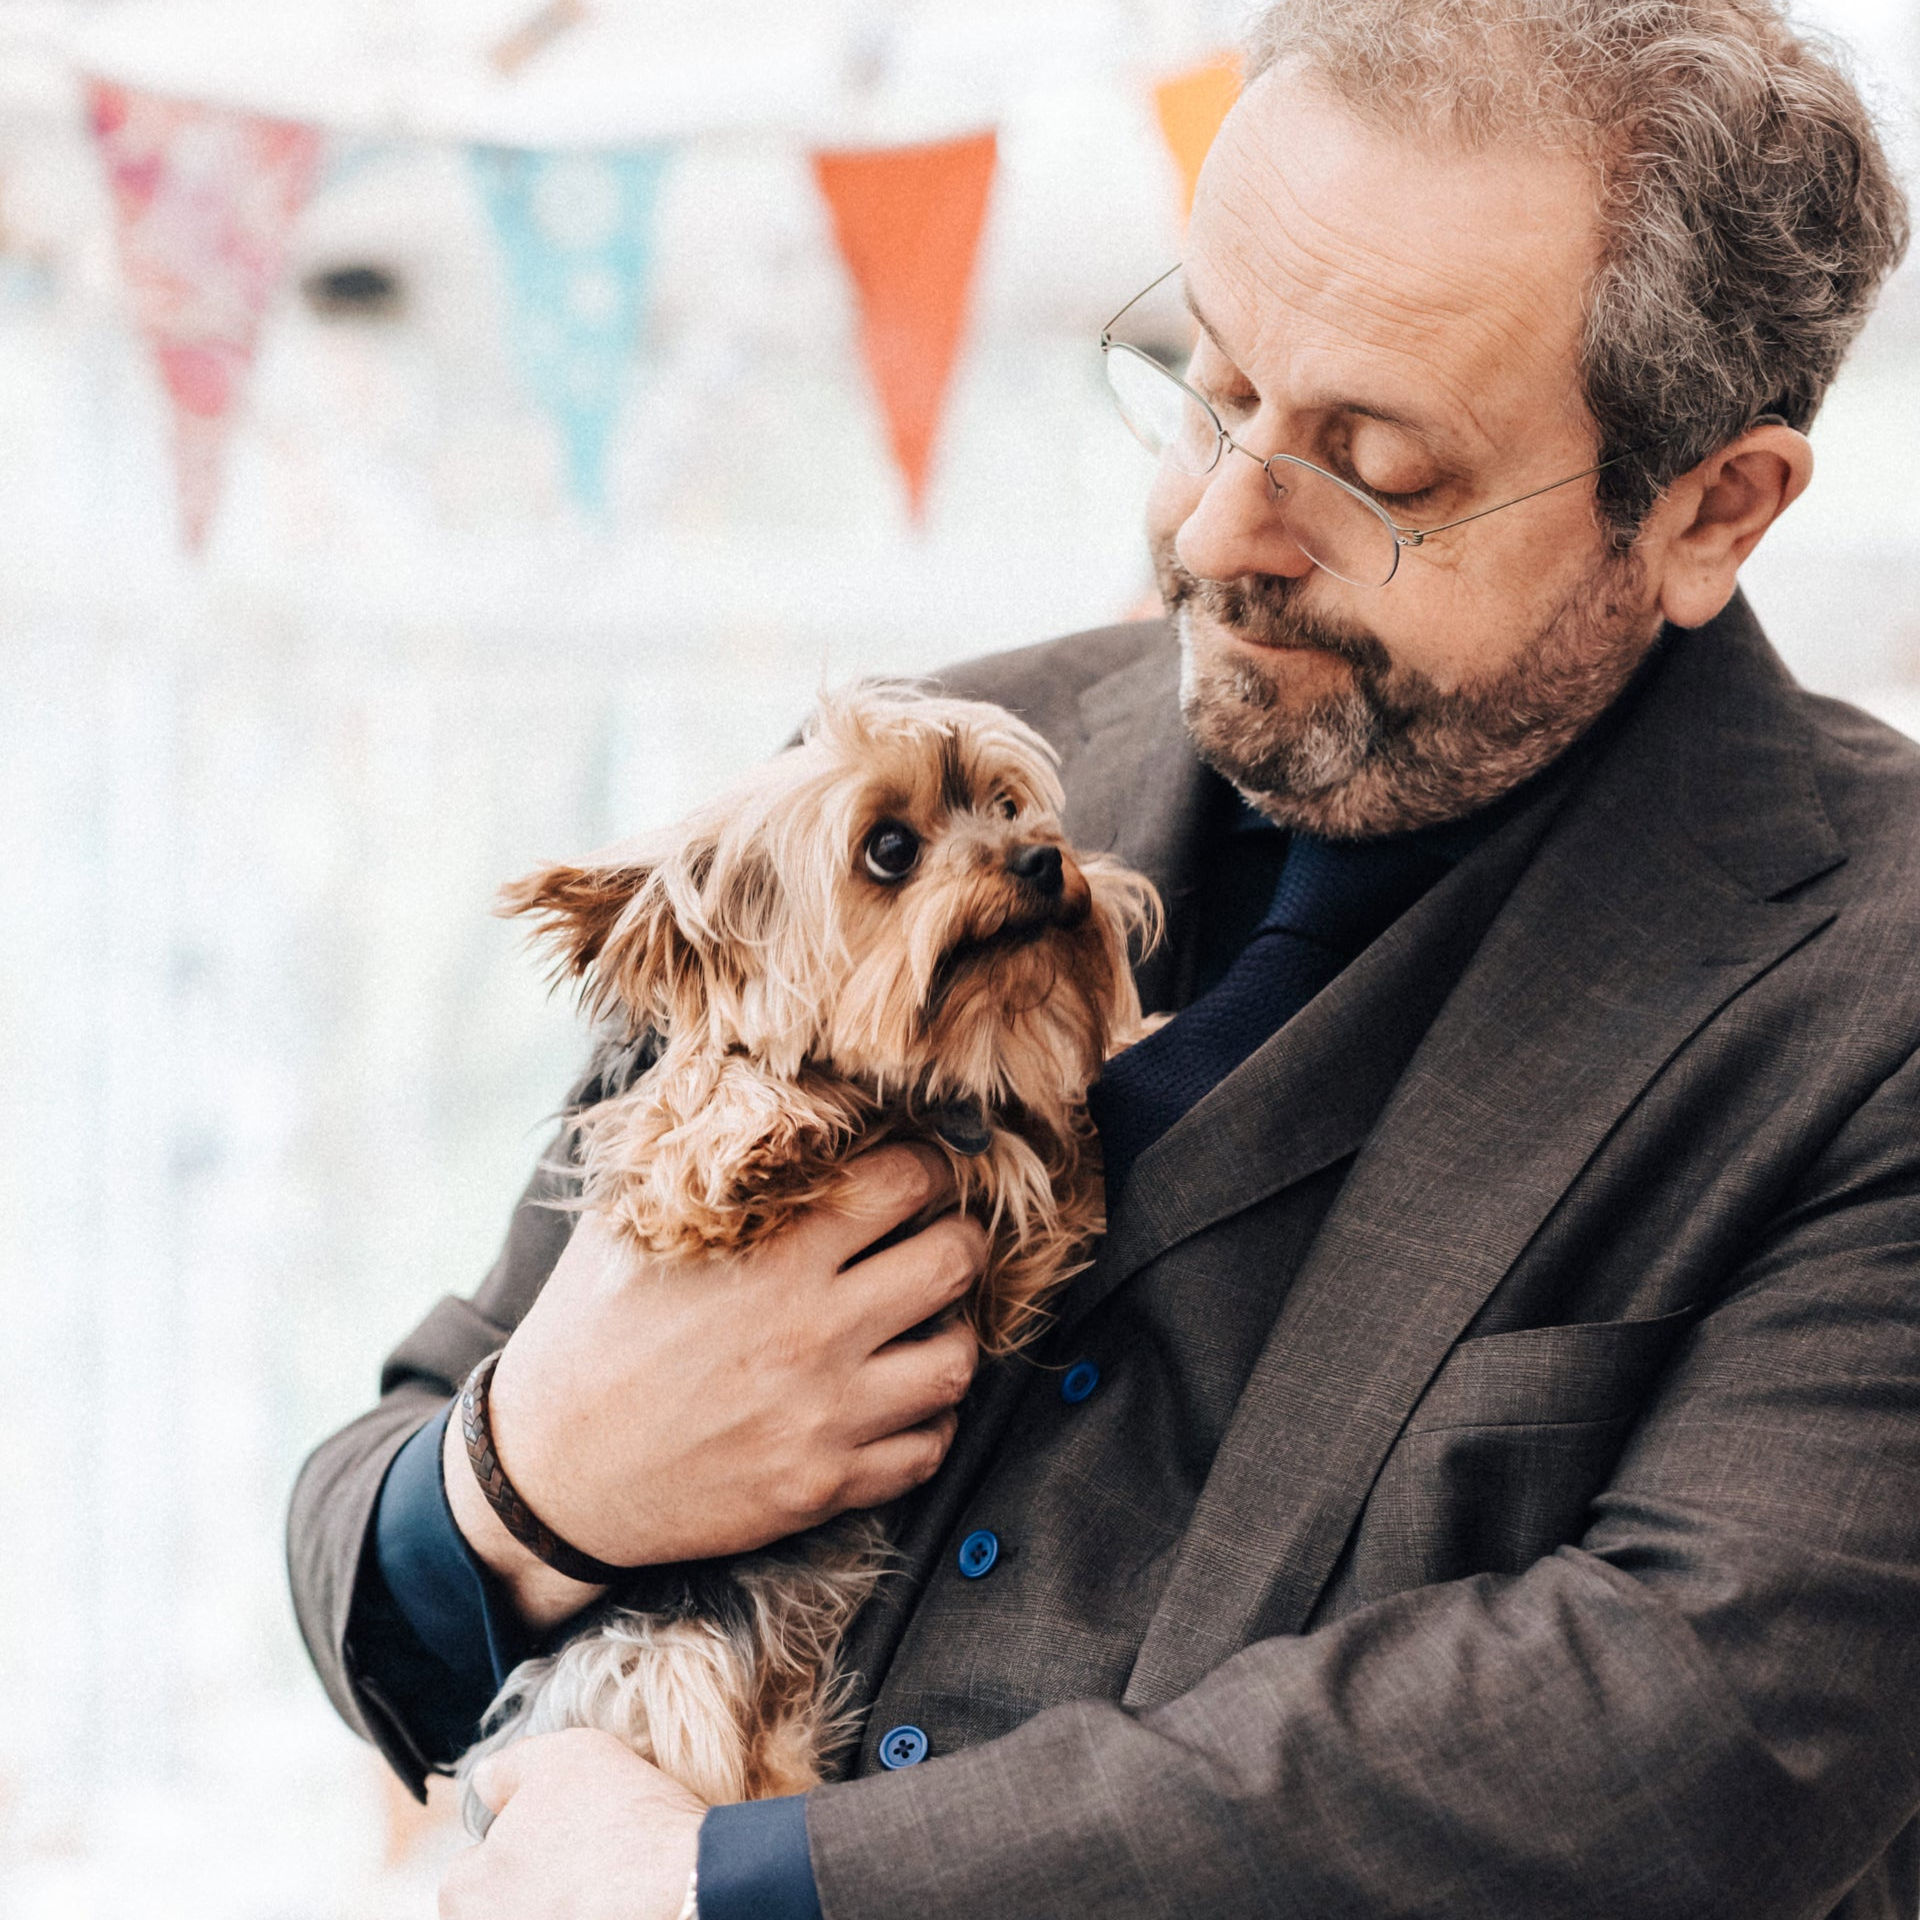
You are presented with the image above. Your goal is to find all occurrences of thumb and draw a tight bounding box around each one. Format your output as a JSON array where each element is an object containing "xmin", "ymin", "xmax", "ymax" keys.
[{"xmin": 469, "ymin": 1744, "xmax": 525, "ymax": 1819}]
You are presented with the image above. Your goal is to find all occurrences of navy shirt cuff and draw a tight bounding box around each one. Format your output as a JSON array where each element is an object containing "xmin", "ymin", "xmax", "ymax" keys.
[
  {"xmin": 698, "ymin": 1796, "xmax": 822, "ymax": 1920},
  {"xmin": 344, "ymin": 1400, "xmax": 544, "ymax": 1766},
  {"xmin": 375, "ymin": 1401, "xmax": 539, "ymax": 1693}
]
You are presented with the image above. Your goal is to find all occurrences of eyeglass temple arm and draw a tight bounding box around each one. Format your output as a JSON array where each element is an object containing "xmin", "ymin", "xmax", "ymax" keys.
[
  {"xmin": 1100, "ymin": 264, "xmax": 1186, "ymax": 342},
  {"xmin": 1393, "ymin": 454, "xmax": 1630, "ymax": 545},
  {"xmin": 1395, "ymin": 416, "xmax": 1787, "ymax": 546}
]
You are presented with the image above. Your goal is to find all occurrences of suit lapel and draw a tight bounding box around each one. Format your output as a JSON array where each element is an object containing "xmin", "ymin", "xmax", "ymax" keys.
[
  {"xmin": 1122, "ymin": 599, "xmax": 1844, "ymax": 1707},
  {"xmin": 1055, "ymin": 627, "xmax": 1213, "ymax": 1014},
  {"xmin": 1043, "ymin": 617, "xmax": 1572, "ymax": 1342},
  {"xmin": 1055, "ymin": 765, "xmax": 1576, "ymax": 1339}
]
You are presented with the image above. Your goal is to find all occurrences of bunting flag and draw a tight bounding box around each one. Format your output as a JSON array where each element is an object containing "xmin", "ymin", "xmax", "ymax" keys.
[
  {"xmin": 489, "ymin": 0, "xmax": 589, "ymax": 75},
  {"xmin": 812, "ymin": 130, "xmax": 998, "ymax": 521},
  {"xmin": 1153, "ymin": 53, "xmax": 1243, "ymax": 217},
  {"xmin": 471, "ymin": 145, "xmax": 669, "ymax": 511},
  {"xmin": 85, "ymin": 79, "xmax": 322, "ymax": 549}
]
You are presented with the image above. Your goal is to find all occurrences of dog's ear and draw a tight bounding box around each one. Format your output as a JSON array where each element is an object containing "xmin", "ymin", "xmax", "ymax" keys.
[
  {"xmin": 498, "ymin": 859, "xmax": 700, "ymax": 1030},
  {"xmin": 498, "ymin": 859, "xmax": 646, "ymax": 974}
]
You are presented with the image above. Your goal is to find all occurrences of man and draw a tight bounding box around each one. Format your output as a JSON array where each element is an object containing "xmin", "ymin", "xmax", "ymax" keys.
[{"xmin": 290, "ymin": 0, "xmax": 1920, "ymax": 1913}]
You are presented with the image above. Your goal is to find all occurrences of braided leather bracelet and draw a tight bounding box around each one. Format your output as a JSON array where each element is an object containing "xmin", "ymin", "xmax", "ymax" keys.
[{"xmin": 458, "ymin": 1349, "xmax": 641, "ymax": 1586}]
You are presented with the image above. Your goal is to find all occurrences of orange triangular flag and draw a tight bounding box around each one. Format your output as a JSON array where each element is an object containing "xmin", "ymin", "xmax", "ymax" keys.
[
  {"xmin": 1153, "ymin": 53, "xmax": 1243, "ymax": 217},
  {"xmin": 812, "ymin": 130, "xmax": 998, "ymax": 520}
]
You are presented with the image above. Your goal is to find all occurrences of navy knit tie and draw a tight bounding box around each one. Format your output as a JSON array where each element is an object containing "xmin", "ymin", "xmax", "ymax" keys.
[{"xmin": 1089, "ymin": 829, "xmax": 1455, "ymax": 1197}]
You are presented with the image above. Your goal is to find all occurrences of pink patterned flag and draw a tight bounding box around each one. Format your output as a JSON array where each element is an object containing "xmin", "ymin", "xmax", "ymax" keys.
[{"xmin": 85, "ymin": 79, "xmax": 321, "ymax": 549}]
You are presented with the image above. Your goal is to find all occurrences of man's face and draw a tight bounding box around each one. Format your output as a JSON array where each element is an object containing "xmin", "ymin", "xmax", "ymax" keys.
[{"xmin": 1153, "ymin": 67, "xmax": 1664, "ymax": 836}]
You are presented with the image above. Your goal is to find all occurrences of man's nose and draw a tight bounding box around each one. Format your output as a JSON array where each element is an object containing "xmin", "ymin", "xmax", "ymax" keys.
[
  {"xmin": 1171, "ymin": 444, "xmax": 1316, "ymax": 586},
  {"xmin": 1006, "ymin": 843, "xmax": 1064, "ymax": 897}
]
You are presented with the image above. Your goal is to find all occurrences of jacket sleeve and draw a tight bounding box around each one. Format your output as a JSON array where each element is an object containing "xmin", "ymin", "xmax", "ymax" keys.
[
  {"xmin": 285, "ymin": 1112, "xmax": 584, "ymax": 1794},
  {"xmin": 804, "ymin": 1046, "xmax": 1920, "ymax": 1919}
]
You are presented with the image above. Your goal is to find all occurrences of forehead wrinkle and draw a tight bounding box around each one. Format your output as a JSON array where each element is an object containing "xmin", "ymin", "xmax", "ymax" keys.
[
  {"xmin": 1197, "ymin": 101, "xmax": 1590, "ymax": 461},
  {"xmin": 1191, "ymin": 276, "xmax": 1500, "ymax": 466},
  {"xmin": 1187, "ymin": 283, "xmax": 1469, "ymax": 458},
  {"xmin": 1199, "ymin": 210, "xmax": 1504, "ymax": 460},
  {"xmin": 1220, "ymin": 75, "xmax": 1586, "ymax": 335}
]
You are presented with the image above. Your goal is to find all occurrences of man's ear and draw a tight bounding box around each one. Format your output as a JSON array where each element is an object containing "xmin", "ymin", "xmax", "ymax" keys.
[
  {"xmin": 1647, "ymin": 421, "xmax": 1814, "ymax": 630},
  {"xmin": 498, "ymin": 858, "xmax": 700, "ymax": 1029}
]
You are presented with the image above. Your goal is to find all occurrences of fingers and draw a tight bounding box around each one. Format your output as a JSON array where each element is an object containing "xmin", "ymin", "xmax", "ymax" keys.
[
  {"xmin": 850, "ymin": 1319, "xmax": 980, "ymax": 1444},
  {"xmin": 840, "ymin": 1409, "xmax": 961, "ymax": 1509},
  {"xmin": 843, "ymin": 1212, "xmax": 989, "ymax": 1348},
  {"xmin": 469, "ymin": 1746, "xmax": 523, "ymax": 1817},
  {"xmin": 441, "ymin": 1731, "xmax": 706, "ymax": 1920},
  {"xmin": 803, "ymin": 1144, "xmax": 957, "ymax": 1270}
]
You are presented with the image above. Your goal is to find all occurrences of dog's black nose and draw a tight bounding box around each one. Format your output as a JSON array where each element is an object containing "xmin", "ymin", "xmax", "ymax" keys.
[{"xmin": 1008, "ymin": 843, "xmax": 1064, "ymax": 897}]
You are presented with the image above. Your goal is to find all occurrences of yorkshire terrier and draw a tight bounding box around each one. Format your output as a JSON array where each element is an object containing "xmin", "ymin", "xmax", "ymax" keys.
[{"xmin": 455, "ymin": 684, "xmax": 1160, "ymax": 1830}]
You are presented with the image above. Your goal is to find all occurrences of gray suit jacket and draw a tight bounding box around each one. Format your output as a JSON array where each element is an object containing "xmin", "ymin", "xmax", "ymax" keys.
[{"xmin": 289, "ymin": 595, "xmax": 1920, "ymax": 1917}]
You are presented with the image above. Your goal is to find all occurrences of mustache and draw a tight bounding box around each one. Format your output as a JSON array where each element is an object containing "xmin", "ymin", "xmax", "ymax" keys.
[{"xmin": 1150, "ymin": 534, "xmax": 1394, "ymax": 678}]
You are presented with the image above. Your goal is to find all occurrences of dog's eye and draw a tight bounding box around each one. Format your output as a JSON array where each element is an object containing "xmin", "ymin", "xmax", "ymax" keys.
[
  {"xmin": 996, "ymin": 794, "xmax": 1019, "ymax": 821},
  {"xmin": 864, "ymin": 822, "xmax": 921, "ymax": 882}
]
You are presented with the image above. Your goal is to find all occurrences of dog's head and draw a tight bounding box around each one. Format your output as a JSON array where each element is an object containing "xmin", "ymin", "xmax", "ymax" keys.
[{"xmin": 501, "ymin": 686, "xmax": 1160, "ymax": 1129}]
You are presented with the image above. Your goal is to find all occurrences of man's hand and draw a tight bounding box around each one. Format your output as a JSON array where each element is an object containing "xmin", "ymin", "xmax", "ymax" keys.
[
  {"xmin": 443, "ymin": 1144, "xmax": 986, "ymax": 1625},
  {"xmin": 440, "ymin": 1730, "xmax": 704, "ymax": 1920}
]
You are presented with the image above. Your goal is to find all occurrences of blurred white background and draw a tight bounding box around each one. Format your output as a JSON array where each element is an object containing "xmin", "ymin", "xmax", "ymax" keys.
[{"xmin": 0, "ymin": 0, "xmax": 1914, "ymax": 1913}]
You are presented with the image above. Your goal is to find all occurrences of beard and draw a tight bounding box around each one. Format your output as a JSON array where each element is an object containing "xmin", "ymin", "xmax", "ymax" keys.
[{"xmin": 1155, "ymin": 532, "xmax": 1660, "ymax": 838}]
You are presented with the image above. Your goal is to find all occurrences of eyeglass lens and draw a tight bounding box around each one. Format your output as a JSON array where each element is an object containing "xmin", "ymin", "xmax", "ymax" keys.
[{"xmin": 1103, "ymin": 343, "xmax": 1400, "ymax": 589}]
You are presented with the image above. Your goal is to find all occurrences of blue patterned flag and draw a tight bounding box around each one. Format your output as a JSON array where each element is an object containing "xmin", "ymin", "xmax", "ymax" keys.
[{"xmin": 470, "ymin": 145, "xmax": 670, "ymax": 511}]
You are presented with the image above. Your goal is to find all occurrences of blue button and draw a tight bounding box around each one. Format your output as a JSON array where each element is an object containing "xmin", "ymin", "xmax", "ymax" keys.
[
  {"xmin": 1061, "ymin": 1360, "xmax": 1100, "ymax": 1404},
  {"xmin": 957, "ymin": 1528, "xmax": 1000, "ymax": 1578},
  {"xmin": 878, "ymin": 1724, "xmax": 928, "ymax": 1769}
]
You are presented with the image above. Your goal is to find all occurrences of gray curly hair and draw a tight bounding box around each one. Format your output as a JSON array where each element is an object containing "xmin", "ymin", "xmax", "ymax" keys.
[{"xmin": 1244, "ymin": 0, "xmax": 1911, "ymax": 538}]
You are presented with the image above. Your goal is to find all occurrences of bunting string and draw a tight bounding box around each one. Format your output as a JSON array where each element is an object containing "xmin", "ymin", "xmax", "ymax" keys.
[{"xmin": 72, "ymin": 55, "xmax": 1237, "ymax": 546}]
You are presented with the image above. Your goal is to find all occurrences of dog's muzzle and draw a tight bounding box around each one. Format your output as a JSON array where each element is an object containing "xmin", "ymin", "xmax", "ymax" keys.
[{"xmin": 1006, "ymin": 843, "xmax": 1064, "ymax": 898}]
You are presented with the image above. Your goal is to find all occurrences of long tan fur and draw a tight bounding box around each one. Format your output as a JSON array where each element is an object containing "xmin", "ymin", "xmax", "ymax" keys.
[{"xmin": 458, "ymin": 686, "xmax": 1160, "ymax": 1831}]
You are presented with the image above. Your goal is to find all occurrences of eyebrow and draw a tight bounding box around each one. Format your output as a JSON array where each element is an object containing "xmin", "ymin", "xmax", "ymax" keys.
[{"xmin": 1184, "ymin": 284, "xmax": 1458, "ymax": 455}]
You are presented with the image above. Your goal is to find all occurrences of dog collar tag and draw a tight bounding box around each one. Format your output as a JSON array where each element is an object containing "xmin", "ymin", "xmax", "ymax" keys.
[{"xmin": 928, "ymin": 1099, "xmax": 993, "ymax": 1157}]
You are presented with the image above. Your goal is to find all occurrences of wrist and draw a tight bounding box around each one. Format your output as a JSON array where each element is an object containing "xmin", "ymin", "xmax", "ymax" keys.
[{"xmin": 439, "ymin": 1389, "xmax": 608, "ymax": 1630}]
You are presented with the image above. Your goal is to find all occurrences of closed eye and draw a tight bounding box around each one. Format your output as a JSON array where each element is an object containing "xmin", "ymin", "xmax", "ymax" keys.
[
  {"xmin": 1356, "ymin": 479, "xmax": 1437, "ymax": 513},
  {"xmin": 1192, "ymin": 382, "xmax": 1438, "ymax": 513},
  {"xmin": 1194, "ymin": 375, "xmax": 1256, "ymax": 424}
]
